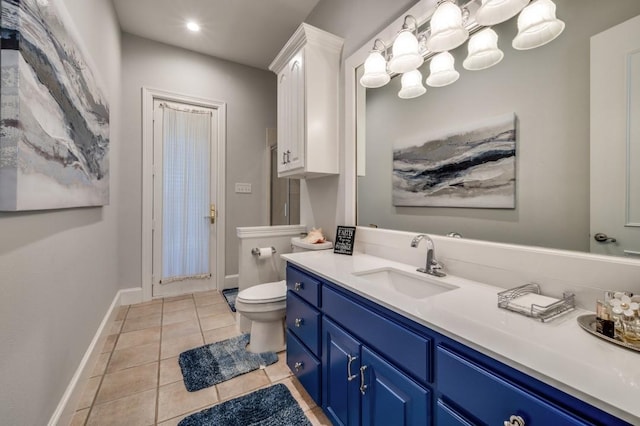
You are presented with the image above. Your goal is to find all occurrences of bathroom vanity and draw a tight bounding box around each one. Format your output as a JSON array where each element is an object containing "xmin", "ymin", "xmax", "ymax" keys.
[{"xmin": 281, "ymin": 250, "xmax": 639, "ymax": 426}]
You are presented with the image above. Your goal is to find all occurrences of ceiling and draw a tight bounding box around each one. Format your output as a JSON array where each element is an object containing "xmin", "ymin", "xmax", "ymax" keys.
[{"xmin": 111, "ymin": 0, "xmax": 321, "ymax": 70}]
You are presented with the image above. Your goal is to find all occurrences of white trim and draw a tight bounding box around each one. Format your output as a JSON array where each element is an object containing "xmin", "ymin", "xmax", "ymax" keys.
[
  {"xmin": 269, "ymin": 23, "xmax": 344, "ymax": 73},
  {"xmin": 48, "ymin": 288, "xmax": 136, "ymax": 426},
  {"xmin": 224, "ymin": 274, "xmax": 239, "ymax": 290},
  {"xmin": 142, "ymin": 87, "xmax": 227, "ymax": 299},
  {"xmin": 236, "ymin": 224, "xmax": 307, "ymax": 239}
]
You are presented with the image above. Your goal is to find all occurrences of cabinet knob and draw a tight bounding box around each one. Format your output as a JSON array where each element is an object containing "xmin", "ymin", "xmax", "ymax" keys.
[
  {"xmin": 504, "ymin": 415, "xmax": 525, "ymax": 426},
  {"xmin": 294, "ymin": 282, "xmax": 303, "ymax": 291},
  {"xmin": 347, "ymin": 354, "xmax": 358, "ymax": 381},
  {"xmin": 294, "ymin": 361, "xmax": 303, "ymax": 372},
  {"xmin": 295, "ymin": 318, "xmax": 304, "ymax": 327},
  {"xmin": 359, "ymin": 365, "xmax": 368, "ymax": 395}
]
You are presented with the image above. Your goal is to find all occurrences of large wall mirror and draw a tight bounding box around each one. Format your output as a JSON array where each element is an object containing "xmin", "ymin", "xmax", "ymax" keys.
[{"xmin": 350, "ymin": 0, "xmax": 640, "ymax": 259}]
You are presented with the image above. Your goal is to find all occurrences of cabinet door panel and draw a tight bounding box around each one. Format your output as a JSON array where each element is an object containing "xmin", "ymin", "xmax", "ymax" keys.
[
  {"xmin": 437, "ymin": 346, "xmax": 589, "ymax": 426},
  {"xmin": 287, "ymin": 52, "xmax": 305, "ymax": 171},
  {"xmin": 322, "ymin": 318, "xmax": 361, "ymax": 426},
  {"xmin": 361, "ymin": 347, "xmax": 430, "ymax": 426},
  {"xmin": 287, "ymin": 265, "xmax": 321, "ymax": 307}
]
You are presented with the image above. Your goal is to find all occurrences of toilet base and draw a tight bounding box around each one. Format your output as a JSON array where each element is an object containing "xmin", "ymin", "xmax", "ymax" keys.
[{"xmin": 246, "ymin": 319, "xmax": 285, "ymax": 353}]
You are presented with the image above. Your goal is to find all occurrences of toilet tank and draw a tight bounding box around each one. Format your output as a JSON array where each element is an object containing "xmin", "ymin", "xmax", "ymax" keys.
[{"xmin": 291, "ymin": 237, "xmax": 333, "ymax": 252}]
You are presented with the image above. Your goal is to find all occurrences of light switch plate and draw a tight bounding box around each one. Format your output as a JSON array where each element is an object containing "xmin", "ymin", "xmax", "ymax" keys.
[{"xmin": 235, "ymin": 183, "xmax": 252, "ymax": 194}]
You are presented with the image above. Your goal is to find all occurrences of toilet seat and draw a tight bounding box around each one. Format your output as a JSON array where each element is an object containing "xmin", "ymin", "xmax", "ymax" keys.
[{"xmin": 236, "ymin": 280, "xmax": 286, "ymax": 304}]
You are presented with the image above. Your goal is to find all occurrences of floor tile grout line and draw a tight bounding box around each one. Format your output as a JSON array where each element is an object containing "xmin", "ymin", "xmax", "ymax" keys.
[{"xmin": 83, "ymin": 304, "xmax": 129, "ymax": 426}]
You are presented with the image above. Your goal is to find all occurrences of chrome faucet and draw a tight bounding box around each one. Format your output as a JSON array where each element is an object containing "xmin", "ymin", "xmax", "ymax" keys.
[{"xmin": 410, "ymin": 234, "xmax": 446, "ymax": 277}]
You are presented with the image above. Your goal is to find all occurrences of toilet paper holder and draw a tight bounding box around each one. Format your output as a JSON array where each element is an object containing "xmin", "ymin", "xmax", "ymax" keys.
[{"xmin": 251, "ymin": 247, "xmax": 276, "ymax": 256}]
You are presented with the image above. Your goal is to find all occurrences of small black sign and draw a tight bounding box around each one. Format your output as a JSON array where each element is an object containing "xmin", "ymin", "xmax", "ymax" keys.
[{"xmin": 334, "ymin": 226, "xmax": 356, "ymax": 255}]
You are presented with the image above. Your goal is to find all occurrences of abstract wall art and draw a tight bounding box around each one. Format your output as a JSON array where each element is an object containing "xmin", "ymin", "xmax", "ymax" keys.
[
  {"xmin": 393, "ymin": 113, "xmax": 516, "ymax": 208},
  {"xmin": 0, "ymin": 0, "xmax": 109, "ymax": 211}
]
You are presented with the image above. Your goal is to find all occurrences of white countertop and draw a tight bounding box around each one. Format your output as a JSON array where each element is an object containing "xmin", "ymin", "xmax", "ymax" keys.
[{"xmin": 281, "ymin": 250, "xmax": 640, "ymax": 424}]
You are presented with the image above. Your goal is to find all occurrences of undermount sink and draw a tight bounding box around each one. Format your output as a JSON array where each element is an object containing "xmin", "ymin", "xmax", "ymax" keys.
[{"xmin": 352, "ymin": 267, "xmax": 458, "ymax": 299}]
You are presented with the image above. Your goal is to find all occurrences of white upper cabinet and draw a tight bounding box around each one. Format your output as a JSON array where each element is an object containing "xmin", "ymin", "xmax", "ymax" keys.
[{"xmin": 269, "ymin": 24, "xmax": 344, "ymax": 179}]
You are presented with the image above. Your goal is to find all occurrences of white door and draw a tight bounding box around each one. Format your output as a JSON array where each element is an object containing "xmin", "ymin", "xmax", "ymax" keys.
[
  {"xmin": 590, "ymin": 15, "xmax": 640, "ymax": 257},
  {"xmin": 152, "ymin": 100, "xmax": 218, "ymax": 297}
]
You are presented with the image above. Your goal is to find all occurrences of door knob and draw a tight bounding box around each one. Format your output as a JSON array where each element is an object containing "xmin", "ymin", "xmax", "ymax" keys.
[
  {"xmin": 209, "ymin": 205, "xmax": 216, "ymax": 224},
  {"xmin": 594, "ymin": 233, "xmax": 616, "ymax": 243}
]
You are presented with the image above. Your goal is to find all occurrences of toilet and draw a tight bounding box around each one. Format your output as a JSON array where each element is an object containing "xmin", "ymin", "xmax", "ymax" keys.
[{"xmin": 235, "ymin": 237, "xmax": 333, "ymax": 353}]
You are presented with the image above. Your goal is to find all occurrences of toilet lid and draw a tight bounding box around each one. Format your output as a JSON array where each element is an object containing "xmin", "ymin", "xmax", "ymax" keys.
[{"xmin": 237, "ymin": 280, "xmax": 286, "ymax": 304}]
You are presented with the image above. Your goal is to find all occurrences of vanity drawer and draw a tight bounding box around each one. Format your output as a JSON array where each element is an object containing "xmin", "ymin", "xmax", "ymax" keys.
[
  {"xmin": 286, "ymin": 265, "xmax": 321, "ymax": 307},
  {"xmin": 286, "ymin": 292, "xmax": 321, "ymax": 356},
  {"xmin": 286, "ymin": 330, "xmax": 321, "ymax": 405},
  {"xmin": 322, "ymin": 285, "xmax": 432, "ymax": 383},
  {"xmin": 437, "ymin": 345, "xmax": 589, "ymax": 426}
]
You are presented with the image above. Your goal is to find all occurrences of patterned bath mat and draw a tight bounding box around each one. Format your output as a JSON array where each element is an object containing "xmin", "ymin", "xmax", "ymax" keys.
[
  {"xmin": 178, "ymin": 383, "xmax": 311, "ymax": 426},
  {"xmin": 178, "ymin": 334, "xmax": 278, "ymax": 392},
  {"xmin": 222, "ymin": 287, "xmax": 238, "ymax": 312}
]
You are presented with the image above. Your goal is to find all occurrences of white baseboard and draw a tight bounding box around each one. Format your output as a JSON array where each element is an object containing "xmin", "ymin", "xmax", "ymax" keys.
[
  {"xmin": 223, "ymin": 274, "xmax": 238, "ymax": 290},
  {"xmin": 49, "ymin": 287, "xmax": 140, "ymax": 426}
]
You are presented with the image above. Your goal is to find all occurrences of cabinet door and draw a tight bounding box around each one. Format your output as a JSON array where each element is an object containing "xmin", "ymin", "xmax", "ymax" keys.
[
  {"xmin": 361, "ymin": 347, "xmax": 430, "ymax": 426},
  {"xmin": 277, "ymin": 68, "xmax": 290, "ymax": 174},
  {"xmin": 286, "ymin": 52, "xmax": 305, "ymax": 172},
  {"xmin": 322, "ymin": 317, "xmax": 361, "ymax": 426}
]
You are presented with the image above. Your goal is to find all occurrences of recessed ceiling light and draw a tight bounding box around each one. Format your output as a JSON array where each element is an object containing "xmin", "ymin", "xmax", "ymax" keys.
[{"xmin": 186, "ymin": 21, "xmax": 200, "ymax": 32}]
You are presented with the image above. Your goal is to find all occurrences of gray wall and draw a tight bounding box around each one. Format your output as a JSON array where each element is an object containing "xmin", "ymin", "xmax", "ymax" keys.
[
  {"xmin": 301, "ymin": 0, "xmax": 419, "ymax": 242},
  {"xmin": 357, "ymin": 0, "xmax": 640, "ymax": 252},
  {"xmin": 119, "ymin": 34, "xmax": 276, "ymax": 286},
  {"xmin": 0, "ymin": 0, "xmax": 122, "ymax": 424}
]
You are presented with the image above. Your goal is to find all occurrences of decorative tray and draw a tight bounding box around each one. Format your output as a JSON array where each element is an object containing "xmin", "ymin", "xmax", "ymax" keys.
[
  {"xmin": 577, "ymin": 314, "xmax": 640, "ymax": 353},
  {"xmin": 497, "ymin": 283, "xmax": 575, "ymax": 322}
]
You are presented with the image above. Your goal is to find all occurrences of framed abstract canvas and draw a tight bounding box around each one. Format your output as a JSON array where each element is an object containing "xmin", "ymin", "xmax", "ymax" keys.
[
  {"xmin": 392, "ymin": 113, "xmax": 516, "ymax": 209},
  {"xmin": 0, "ymin": 0, "xmax": 109, "ymax": 211}
]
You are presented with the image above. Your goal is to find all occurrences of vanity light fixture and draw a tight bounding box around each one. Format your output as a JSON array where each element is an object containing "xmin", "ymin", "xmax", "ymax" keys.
[
  {"xmin": 475, "ymin": 0, "xmax": 530, "ymax": 26},
  {"xmin": 360, "ymin": 39, "xmax": 391, "ymax": 88},
  {"xmin": 388, "ymin": 15, "xmax": 424, "ymax": 74},
  {"xmin": 186, "ymin": 21, "xmax": 201, "ymax": 32},
  {"xmin": 426, "ymin": 0, "xmax": 469, "ymax": 53},
  {"xmin": 398, "ymin": 69, "xmax": 427, "ymax": 99},
  {"xmin": 426, "ymin": 52, "xmax": 460, "ymax": 87},
  {"xmin": 463, "ymin": 27, "xmax": 504, "ymax": 70},
  {"xmin": 359, "ymin": 0, "xmax": 566, "ymax": 99},
  {"xmin": 512, "ymin": 0, "xmax": 565, "ymax": 50}
]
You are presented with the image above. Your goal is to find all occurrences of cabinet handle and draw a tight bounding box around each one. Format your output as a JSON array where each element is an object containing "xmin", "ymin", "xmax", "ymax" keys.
[
  {"xmin": 504, "ymin": 415, "xmax": 525, "ymax": 426},
  {"xmin": 347, "ymin": 354, "xmax": 358, "ymax": 381},
  {"xmin": 294, "ymin": 282, "xmax": 303, "ymax": 291},
  {"xmin": 294, "ymin": 361, "xmax": 303, "ymax": 372},
  {"xmin": 286, "ymin": 149, "xmax": 291, "ymax": 163},
  {"xmin": 282, "ymin": 152, "xmax": 287, "ymax": 165},
  {"xmin": 359, "ymin": 365, "xmax": 368, "ymax": 395},
  {"xmin": 295, "ymin": 318, "xmax": 304, "ymax": 327}
]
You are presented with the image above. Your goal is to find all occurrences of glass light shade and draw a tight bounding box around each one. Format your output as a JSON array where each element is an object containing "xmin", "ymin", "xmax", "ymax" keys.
[
  {"xmin": 475, "ymin": 0, "xmax": 530, "ymax": 26},
  {"xmin": 398, "ymin": 70, "xmax": 426, "ymax": 99},
  {"xmin": 463, "ymin": 28, "xmax": 504, "ymax": 70},
  {"xmin": 426, "ymin": 52, "xmax": 460, "ymax": 87},
  {"xmin": 426, "ymin": 1, "xmax": 469, "ymax": 53},
  {"xmin": 512, "ymin": 0, "xmax": 565, "ymax": 50},
  {"xmin": 360, "ymin": 50, "xmax": 390, "ymax": 88},
  {"xmin": 389, "ymin": 29, "xmax": 424, "ymax": 73}
]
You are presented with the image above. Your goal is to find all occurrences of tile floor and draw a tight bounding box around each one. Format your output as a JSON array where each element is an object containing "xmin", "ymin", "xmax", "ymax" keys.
[{"xmin": 70, "ymin": 290, "xmax": 332, "ymax": 425}]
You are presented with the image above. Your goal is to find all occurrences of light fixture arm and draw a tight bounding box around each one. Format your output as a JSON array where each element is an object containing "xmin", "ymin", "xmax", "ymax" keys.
[
  {"xmin": 402, "ymin": 15, "xmax": 420, "ymax": 36},
  {"xmin": 372, "ymin": 38, "xmax": 388, "ymax": 57}
]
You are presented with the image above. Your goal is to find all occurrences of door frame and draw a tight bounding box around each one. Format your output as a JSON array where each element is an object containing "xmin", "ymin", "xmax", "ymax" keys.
[{"xmin": 141, "ymin": 87, "xmax": 227, "ymax": 301}]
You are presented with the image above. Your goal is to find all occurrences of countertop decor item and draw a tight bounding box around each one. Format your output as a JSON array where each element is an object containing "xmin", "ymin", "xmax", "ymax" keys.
[
  {"xmin": 497, "ymin": 283, "xmax": 575, "ymax": 322},
  {"xmin": 577, "ymin": 314, "xmax": 640, "ymax": 353}
]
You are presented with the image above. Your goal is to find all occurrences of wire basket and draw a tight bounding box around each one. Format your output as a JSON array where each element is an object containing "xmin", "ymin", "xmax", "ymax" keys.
[{"xmin": 498, "ymin": 283, "xmax": 575, "ymax": 322}]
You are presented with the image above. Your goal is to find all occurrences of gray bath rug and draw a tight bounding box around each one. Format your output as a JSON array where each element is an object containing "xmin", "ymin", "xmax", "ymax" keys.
[
  {"xmin": 222, "ymin": 287, "xmax": 238, "ymax": 312},
  {"xmin": 178, "ymin": 334, "xmax": 278, "ymax": 392},
  {"xmin": 177, "ymin": 383, "xmax": 311, "ymax": 426}
]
